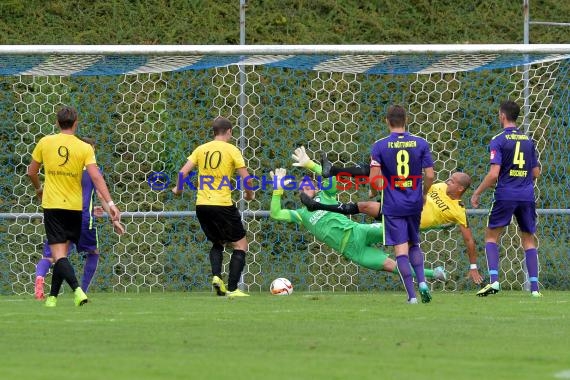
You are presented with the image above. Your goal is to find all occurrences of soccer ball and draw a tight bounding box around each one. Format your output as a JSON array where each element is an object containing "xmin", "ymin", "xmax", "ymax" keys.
[{"xmin": 270, "ymin": 278, "xmax": 293, "ymax": 295}]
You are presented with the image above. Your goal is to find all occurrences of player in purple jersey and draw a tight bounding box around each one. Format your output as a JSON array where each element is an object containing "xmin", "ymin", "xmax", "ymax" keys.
[
  {"xmin": 34, "ymin": 137, "xmax": 125, "ymax": 300},
  {"xmin": 369, "ymin": 105, "xmax": 435, "ymax": 304},
  {"xmin": 471, "ymin": 100, "xmax": 542, "ymax": 297}
]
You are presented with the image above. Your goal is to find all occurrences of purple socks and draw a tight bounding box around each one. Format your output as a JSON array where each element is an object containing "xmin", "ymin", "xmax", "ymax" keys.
[
  {"xmin": 36, "ymin": 254, "xmax": 99, "ymax": 292},
  {"xmin": 408, "ymin": 245, "xmax": 426, "ymax": 284},
  {"xmin": 396, "ymin": 255, "xmax": 416, "ymax": 300},
  {"xmin": 525, "ymin": 248, "xmax": 539, "ymax": 292},
  {"xmin": 82, "ymin": 253, "xmax": 99, "ymax": 292},
  {"xmin": 485, "ymin": 242, "xmax": 500, "ymax": 283},
  {"xmin": 36, "ymin": 258, "xmax": 52, "ymax": 277},
  {"xmin": 485, "ymin": 243, "xmax": 540, "ymax": 291}
]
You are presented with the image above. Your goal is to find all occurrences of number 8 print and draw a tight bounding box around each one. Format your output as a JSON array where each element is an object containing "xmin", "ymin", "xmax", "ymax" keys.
[{"xmin": 396, "ymin": 149, "xmax": 410, "ymax": 177}]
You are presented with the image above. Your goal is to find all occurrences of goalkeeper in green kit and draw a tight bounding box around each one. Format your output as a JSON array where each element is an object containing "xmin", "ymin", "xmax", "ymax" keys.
[{"xmin": 269, "ymin": 147, "xmax": 446, "ymax": 280}]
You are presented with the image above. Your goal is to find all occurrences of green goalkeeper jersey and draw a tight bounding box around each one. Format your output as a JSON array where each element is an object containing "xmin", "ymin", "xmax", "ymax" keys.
[{"xmin": 269, "ymin": 164, "xmax": 356, "ymax": 251}]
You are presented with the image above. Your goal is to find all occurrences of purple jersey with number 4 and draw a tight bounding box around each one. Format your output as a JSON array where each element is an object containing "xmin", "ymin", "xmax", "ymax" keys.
[
  {"xmin": 489, "ymin": 127, "xmax": 539, "ymax": 201},
  {"xmin": 370, "ymin": 132, "xmax": 433, "ymax": 216}
]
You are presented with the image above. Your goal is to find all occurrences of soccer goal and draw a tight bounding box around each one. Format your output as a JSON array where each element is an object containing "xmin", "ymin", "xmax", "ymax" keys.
[{"xmin": 1, "ymin": 45, "xmax": 568, "ymax": 295}]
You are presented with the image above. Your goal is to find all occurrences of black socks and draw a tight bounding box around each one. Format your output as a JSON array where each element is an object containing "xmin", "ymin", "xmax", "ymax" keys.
[
  {"xmin": 227, "ymin": 250, "xmax": 246, "ymax": 291},
  {"xmin": 49, "ymin": 257, "xmax": 79, "ymax": 296}
]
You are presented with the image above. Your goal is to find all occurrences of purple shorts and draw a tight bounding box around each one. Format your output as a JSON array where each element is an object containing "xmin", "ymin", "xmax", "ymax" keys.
[
  {"xmin": 488, "ymin": 200, "xmax": 536, "ymax": 233},
  {"xmin": 43, "ymin": 228, "xmax": 98, "ymax": 257},
  {"xmin": 382, "ymin": 214, "xmax": 421, "ymax": 246}
]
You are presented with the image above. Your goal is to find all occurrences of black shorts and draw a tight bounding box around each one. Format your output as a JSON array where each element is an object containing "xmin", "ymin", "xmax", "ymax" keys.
[
  {"xmin": 195, "ymin": 205, "xmax": 246, "ymax": 244},
  {"xmin": 44, "ymin": 209, "xmax": 82, "ymax": 245}
]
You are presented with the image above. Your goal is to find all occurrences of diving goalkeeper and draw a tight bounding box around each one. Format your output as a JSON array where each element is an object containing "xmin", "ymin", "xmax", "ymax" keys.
[{"xmin": 269, "ymin": 162, "xmax": 446, "ymax": 282}]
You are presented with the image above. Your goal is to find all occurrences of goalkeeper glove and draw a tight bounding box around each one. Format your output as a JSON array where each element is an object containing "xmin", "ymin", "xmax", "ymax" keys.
[
  {"xmin": 291, "ymin": 146, "xmax": 316, "ymax": 170},
  {"xmin": 270, "ymin": 168, "xmax": 291, "ymax": 191}
]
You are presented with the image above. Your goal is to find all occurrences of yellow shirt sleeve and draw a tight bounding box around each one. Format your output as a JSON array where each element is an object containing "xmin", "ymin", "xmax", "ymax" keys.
[
  {"xmin": 230, "ymin": 145, "xmax": 246, "ymax": 169},
  {"xmin": 85, "ymin": 144, "xmax": 96, "ymax": 166},
  {"xmin": 455, "ymin": 207, "xmax": 469, "ymax": 228},
  {"xmin": 31, "ymin": 138, "xmax": 44, "ymax": 163},
  {"xmin": 187, "ymin": 149, "xmax": 197, "ymax": 164}
]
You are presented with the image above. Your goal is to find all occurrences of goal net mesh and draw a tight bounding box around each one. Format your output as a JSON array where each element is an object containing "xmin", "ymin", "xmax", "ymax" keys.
[{"xmin": 1, "ymin": 50, "xmax": 568, "ymax": 294}]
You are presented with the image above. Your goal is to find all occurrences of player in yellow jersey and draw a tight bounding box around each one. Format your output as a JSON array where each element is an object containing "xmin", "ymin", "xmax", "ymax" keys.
[
  {"xmin": 27, "ymin": 106, "xmax": 121, "ymax": 307},
  {"xmin": 33, "ymin": 137, "xmax": 125, "ymax": 301},
  {"xmin": 173, "ymin": 117, "xmax": 255, "ymax": 297},
  {"xmin": 300, "ymin": 153, "xmax": 483, "ymax": 285}
]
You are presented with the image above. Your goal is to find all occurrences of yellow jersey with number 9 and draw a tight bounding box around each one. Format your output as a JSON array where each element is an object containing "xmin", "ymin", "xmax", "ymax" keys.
[
  {"xmin": 31, "ymin": 133, "xmax": 96, "ymax": 210},
  {"xmin": 188, "ymin": 140, "xmax": 246, "ymax": 206}
]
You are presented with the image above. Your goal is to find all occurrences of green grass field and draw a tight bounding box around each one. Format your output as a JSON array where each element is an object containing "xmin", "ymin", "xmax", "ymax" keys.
[{"xmin": 1, "ymin": 291, "xmax": 569, "ymax": 380}]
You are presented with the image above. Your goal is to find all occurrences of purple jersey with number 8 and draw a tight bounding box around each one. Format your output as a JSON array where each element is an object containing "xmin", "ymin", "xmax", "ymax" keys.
[{"xmin": 370, "ymin": 132, "xmax": 433, "ymax": 216}]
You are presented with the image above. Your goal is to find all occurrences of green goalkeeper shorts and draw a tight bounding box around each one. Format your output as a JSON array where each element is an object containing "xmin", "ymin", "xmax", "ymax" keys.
[{"xmin": 341, "ymin": 223, "xmax": 389, "ymax": 271}]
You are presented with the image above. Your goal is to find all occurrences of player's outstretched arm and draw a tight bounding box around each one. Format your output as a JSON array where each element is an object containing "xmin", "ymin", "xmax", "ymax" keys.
[
  {"xmin": 291, "ymin": 146, "xmax": 319, "ymax": 173},
  {"xmin": 459, "ymin": 225, "xmax": 483, "ymax": 284},
  {"xmin": 269, "ymin": 168, "xmax": 300, "ymax": 223},
  {"xmin": 291, "ymin": 146, "xmax": 341, "ymax": 198}
]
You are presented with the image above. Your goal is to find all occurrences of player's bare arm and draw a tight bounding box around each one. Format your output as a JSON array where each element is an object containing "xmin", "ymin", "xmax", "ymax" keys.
[
  {"xmin": 27, "ymin": 159, "xmax": 43, "ymax": 201},
  {"xmin": 93, "ymin": 206, "xmax": 104, "ymax": 217},
  {"xmin": 423, "ymin": 166, "xmax": 435, "ymax": 203},
  {"xmin": 172, "ymin": 160, "xmax": 195, "ymax": 195},
  {"xmin": 459, "ymin": 225, "xmax": 483, "ymax": 284},
  {"xmin": 96, "ymin": 190, "xmax": 125, "ymax": 235},
  {"xmin": 95, "ymin": 190, "xmax": 108, "ymax": 214},
  {"xmin": 470, "ymin": 164, "xmax": 500, "ymax": 208},
  {"xmin": 237, "ymin": 167, "xmax": 255, "ymax": 201},
  {"xmin": 368, "ymin": 164, "xmax": 382, "ymax": 198},
  {"xmin": 87, "ymin": 163, "xmax": 120, "ymax": 221}
]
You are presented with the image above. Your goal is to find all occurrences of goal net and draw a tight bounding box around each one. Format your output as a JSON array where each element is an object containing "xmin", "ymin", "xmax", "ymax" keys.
[{"xmin": 1, "ymin": 45, "xmax": 568, "ymax": 295}]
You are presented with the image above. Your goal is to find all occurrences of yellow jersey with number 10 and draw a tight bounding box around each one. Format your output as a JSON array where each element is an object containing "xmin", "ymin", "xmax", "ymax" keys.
[{"xmin": 188, "ymin": 140, "xmax": 246, "ymax": 206}]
